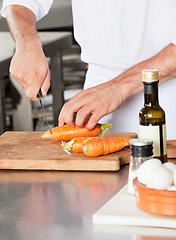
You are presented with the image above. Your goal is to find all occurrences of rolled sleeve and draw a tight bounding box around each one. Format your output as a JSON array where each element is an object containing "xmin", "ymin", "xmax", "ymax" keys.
[{"xmin": 1, "ymin": 0, "xmax": 53, "ymax": 21}]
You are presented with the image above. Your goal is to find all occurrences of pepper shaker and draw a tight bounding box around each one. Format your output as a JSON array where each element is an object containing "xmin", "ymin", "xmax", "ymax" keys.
[{"xmin": 127, "ymin": 139, "xmax": 153, "ymax": 195}]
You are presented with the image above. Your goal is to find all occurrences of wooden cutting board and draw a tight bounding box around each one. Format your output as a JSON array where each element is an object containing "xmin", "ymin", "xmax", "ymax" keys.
[
  {"xmin": 0, "ymin": 131, "xmax": 137, "ymax": 171},
  {"xmin": 167, "ymin": 140, "xmax": 176, "ymax": 159}
]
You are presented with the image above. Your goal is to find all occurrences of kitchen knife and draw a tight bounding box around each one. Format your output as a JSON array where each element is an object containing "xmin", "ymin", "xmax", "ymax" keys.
[{"xmin": 37, "ymin": 90, "xmax": 50, "ymax": 131}]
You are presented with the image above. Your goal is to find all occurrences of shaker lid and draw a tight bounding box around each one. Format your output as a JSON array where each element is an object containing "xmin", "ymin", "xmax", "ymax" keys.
[{"xmin": 130, "ymin": 139, "xmax": 153, "ymax": 158}]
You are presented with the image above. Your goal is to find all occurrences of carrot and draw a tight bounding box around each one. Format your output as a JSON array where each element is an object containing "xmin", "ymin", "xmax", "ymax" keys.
[
  {"xmin": 62, "ymin": 136, "xmax": 133, "ymax": 154},
  {"xmin": 61, "ymin": 137, "xmax": 88, "ymax": 153},
  {"xmin": 41, "ymin": 123, "xmax": 111, "ymax": 141},
  {"xmin": 82, "ymin": 137, "xmax": 128, "ymax": 157},
  {"xmin": 114, "ymin": 137, "xmax": 133, "ymax": 146}
]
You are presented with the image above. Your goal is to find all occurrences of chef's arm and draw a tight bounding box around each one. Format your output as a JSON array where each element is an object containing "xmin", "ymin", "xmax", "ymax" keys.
[
  {"xmin": 5, "ymin": 5, "xmax": 50, "ymax": 100},
  {"xmin": 59, "ymin": 43, "xmax": 176, "ymax": 129},
  {"xmin": 5, "ymin": 5, "xmax": 37, "ymax": 43},
  {"xmin": 118, "ymin": 43, "xmax": 176, "ymax": 101}
]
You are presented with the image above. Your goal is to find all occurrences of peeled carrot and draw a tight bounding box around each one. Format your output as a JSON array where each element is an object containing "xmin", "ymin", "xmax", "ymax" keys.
[
  {"xmin": 41, "ymin": 123, "xmax": 111, "ymax": 141},
  {"xmin": 62, "ymin": 136, "xmax": 133, "ymax": 153},
  {"xmin": 114, "ymin": 137, "xmax": 133, "ymax": 146},
  {"xmin": 82, "ymin": 137, "xmax": 128, "ymax": 157}
]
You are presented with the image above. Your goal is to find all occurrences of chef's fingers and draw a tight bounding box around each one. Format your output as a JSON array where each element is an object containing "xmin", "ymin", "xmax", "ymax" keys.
[
  {"xmin": 58, "ymin": 102, "xmax": 76, "ymax": 127},
  {"xmin": 41, "ymin": 68, "xmax": 50, "ymax": 97},
  {"xmin": 24, "ymin": 67, "xmax": 50, "ymax": 101},
  {"xmin": 86, "ymin": 111, "xmax": 103, "ymax": 130},
  {"xmin": 75, "ymin": 104, "xmax": 94, "ymax": 127},
  {"xmin": 25, "ymin": 74, "xmax": 44, "ymax": 101},
  {"xmin": 84, "ymin": 113, "xmax": 92, "ymax": 125},
  {"xmin": 58, "ymin": 89, "xmax": 97, "ymax": 127},
  {"xmin": 58, "ymin": 96, "xmax": 85, "ymax": 127}
]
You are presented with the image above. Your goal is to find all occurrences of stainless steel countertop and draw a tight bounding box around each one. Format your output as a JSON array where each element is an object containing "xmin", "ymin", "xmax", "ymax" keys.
[{"xmin": 0, "ymin": 165, "xmax": 175, "ymax": 240}]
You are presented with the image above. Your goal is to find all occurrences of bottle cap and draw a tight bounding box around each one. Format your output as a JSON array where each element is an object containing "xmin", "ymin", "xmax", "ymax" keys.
[
  {"xmin": 142, "ymin": 70, "xmax": 158, "ymax": 83},
  {"xmin": 130, "ymin": 139, "xmax": 153, "ymax": 158}
]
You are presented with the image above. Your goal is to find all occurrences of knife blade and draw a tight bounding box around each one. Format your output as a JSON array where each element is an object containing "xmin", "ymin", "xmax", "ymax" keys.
[{"xmin": 37, "ymin": 90, "xmax": 50, "ymax": 131}]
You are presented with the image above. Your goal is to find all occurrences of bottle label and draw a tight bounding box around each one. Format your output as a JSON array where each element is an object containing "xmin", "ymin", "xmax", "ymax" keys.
[{"xmin": 139, "ymin": 124, "xmax": 167, "ymax": 157}]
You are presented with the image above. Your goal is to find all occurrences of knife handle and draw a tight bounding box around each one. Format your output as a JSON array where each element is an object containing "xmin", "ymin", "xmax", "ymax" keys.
[{"xmin": 37, "ymin": 89, "xmax": 42, "ymax": 99}]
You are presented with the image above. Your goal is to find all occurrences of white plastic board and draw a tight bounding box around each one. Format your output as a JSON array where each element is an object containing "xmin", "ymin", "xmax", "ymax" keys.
[{"xmin": 93, "ymin": 185, "xmax": 176, "ymax": 229}]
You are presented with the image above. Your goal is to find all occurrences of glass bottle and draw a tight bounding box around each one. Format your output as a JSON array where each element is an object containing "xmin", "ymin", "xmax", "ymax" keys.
[{"xmin": 139, "ymin": 70, "xmax": 167, "ymax": 163}]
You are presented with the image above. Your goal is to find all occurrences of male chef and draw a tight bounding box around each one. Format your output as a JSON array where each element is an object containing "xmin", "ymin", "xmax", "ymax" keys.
[{"xmin": 1, "ymin": 0, "xmax": 176, "ymax": 139}]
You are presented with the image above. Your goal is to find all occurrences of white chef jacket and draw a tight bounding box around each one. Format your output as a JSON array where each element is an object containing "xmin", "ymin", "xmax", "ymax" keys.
[{"xmin": 1, "ymin": 0, "xmax": 176, "ymax": 139}]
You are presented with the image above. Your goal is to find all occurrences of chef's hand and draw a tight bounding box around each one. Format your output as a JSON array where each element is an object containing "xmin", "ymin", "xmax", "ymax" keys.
[
  {"xmin": 5, "ymin": 5, "xmax": 50, "ymax": 101},
  {"xmin": 59, "ymin": 79, "xmax": 127, "ymax": 130},
  {"xmin": 59, "ymin": 43, "xmax": 176, "ymax": 130},
  {"xmin": 10, "ymin": 40, "xmax": 50, "ymax": 101}
]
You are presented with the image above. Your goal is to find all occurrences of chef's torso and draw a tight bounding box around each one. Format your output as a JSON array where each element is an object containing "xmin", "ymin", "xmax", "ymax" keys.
[
  {"xmin": 72, "ymin": 0, "xmax": 176, "ymax": 70},
  {"xmin": 72, "ymin": 0, "xmax": 176, "ymax": 139}
]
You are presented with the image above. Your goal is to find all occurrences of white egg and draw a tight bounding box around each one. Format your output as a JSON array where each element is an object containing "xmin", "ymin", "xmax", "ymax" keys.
[
  {"xmin": 163, "ymin": 162, "xmax": 176, "ymax": 173},
  {"xmin": 174, "ymin": 169, "xmax": 176, "ymax": 185},
  {"xmin": 137, "ymin": 158, "xmax": 162, "ymax": 185},
  {"xmin": 167, "ymin": 185, "xmax": 176, "ymax": 191},
  {"xmin": 147, "ymin": 166, "xmax": 173, "ymax": 190}
]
